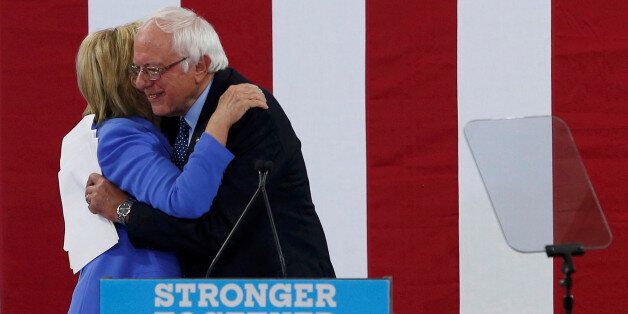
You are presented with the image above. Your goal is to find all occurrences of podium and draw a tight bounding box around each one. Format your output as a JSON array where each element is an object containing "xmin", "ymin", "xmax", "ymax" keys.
[
  {"xmin": 101, "ymin": 278, "xmax": 391, "ymax": 313},
  {"xmin": 464, "ymin": 116, "xmax": 612, "ymax": 313}
]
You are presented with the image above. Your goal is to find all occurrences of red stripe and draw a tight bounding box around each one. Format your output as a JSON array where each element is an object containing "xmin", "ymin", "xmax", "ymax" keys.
[
  {"xmin": 0, "ymin": 2, "xmax": 272, "ymax": 312},
  {"xmin": 183, "ymin": 0, "xmax": 273, "ymax": 91},
  {"xmin": 366, "ymin": 1, "xmax": 459, "ymax": 312},
  {"xmin": 552, "ymin": 0, "xmax": 628, "ymax": 312},
  {"xmin": 0, "ymin": 1, "xmax": 87, "ymax": 312}
]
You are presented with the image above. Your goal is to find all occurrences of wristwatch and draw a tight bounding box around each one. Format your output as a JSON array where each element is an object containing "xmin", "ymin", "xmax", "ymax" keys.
[{"xmin": 116, "ymin": 198, "xmax": 136, "ymax": 225}]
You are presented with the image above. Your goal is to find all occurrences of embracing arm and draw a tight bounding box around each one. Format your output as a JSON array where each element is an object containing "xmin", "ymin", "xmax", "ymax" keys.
[
  {"xmin": 86, "ymin": 173, "xmax": 221, "ymax": 254},
  {"xmin": 87, "ymin": 80, "xmax": 275, "ymax": 253},
  {"xmin": 126, "ymin": 202, "xmax": 227, "ymax": 254},
  {"xmin": 89, "ymin": 113, "xmax": 280, "ymax": 256},
  {"xmin": 86, "ymin": 173, "xmax": 228, "ymax": 254},
  {"xmin": 96, "ymin": 84, "xmax": 267, "ymax": 219},
  {"xmin": 98, "ymin": 121, "xmax": 233, "ymax": 219},
  {"xmin": 205, "ymin": 83, "xmax": 267, "ymax": 145}
]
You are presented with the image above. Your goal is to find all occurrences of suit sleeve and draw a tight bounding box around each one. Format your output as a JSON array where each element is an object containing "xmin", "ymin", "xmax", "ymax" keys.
[
  {"xmin": 98, "ymin": 119, "xmax": 234, "ymax": 218},
  {"xmin": 126, "ymin": 202, "xmax": 228, "ymax": 254}
]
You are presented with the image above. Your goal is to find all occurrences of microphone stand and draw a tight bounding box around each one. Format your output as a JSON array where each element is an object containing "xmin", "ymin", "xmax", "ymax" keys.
[
  {"xmin": 261, "ymin": 165, "xmax": 287, "ymax": 277},
  {"xmin": 205, "ymin": 161, "xmax": 287, "ymax": 278}
]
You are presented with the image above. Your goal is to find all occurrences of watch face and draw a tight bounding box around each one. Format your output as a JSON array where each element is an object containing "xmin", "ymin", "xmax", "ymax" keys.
[
  {"xmin": 116, "ymin": 199, "xmax": 135, "ymax": 224},
  {"xmin": 117, "ymin": 201, "xmax": 131, "ymax": 216},
  {"xmin": 118, "ymin": 206, "xmax": 130, "ymax": 216}
]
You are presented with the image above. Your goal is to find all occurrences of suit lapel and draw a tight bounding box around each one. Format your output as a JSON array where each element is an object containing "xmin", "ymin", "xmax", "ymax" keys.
[
  {"xmin": 185, "ymin": 68, "xmax": 233, "ymax": 158},
  {"xmin": 160, "ymin": 68, "xmax": 249, "ymax": 159},
  {"xmin": 160, "ymin": 116, "xmax": 179, "ymax": 146}
]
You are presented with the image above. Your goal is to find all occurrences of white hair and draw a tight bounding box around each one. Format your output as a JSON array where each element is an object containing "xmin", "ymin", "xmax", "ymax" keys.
[{"xmin": 140, "ymin": 7, "xmax": 228, "ymax": 73}]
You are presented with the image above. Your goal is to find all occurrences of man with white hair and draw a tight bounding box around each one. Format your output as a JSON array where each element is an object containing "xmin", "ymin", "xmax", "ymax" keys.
[{"xmin": 87, "ymin": 7, "xmax": 335, "ymax": 278}]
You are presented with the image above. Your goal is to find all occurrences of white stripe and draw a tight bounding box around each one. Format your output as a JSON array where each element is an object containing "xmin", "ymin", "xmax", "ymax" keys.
[
  {"xmin": 273, "ymin": 0, "xmax": 367, "ymax": 278},
  {"xmin": 458, "ymin": 0, "xmax": 553, "ymax": 313},
  {"xmin": 88, "ymin": 0, "xmax": 180, "ymax": 33}
]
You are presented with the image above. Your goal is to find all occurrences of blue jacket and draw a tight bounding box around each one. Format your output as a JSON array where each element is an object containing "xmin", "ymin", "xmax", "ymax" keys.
[{"xmin": 68, "ymin": 116, "xmax": 233, "ymax": 313}]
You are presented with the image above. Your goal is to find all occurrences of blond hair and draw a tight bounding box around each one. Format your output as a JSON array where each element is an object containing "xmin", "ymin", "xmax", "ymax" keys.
[{"xmin": 77, "ymin": 22, "xmax": 155, "ymax": 124}]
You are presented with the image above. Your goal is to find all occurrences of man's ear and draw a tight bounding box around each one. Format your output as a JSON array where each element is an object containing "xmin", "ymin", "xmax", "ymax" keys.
[{"xmin": 194, "ymin": 55, "xmax": 212, "ymax": 83}]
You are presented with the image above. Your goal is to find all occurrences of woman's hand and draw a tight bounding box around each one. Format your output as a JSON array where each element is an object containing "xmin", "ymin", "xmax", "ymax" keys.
[{"xmin": 205, "ymin": 83, "xmax": 268, "ymax": 145}]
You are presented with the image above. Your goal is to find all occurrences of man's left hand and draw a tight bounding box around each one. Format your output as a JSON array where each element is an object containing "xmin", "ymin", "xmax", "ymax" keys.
[{"xmin": 85, "ymin": 173, "xmax": 127, "ymax": 222}]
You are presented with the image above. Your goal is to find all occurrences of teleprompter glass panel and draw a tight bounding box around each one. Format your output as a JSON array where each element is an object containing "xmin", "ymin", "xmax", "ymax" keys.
[{"xmin": 464, "ymin": 116, "xmax": 611, "ymax": 253}]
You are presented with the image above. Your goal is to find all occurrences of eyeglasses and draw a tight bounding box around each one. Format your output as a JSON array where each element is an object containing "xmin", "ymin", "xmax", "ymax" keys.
[{"xmin": 128, "ymin": 57, "xmax": 188, "ymax": 81}]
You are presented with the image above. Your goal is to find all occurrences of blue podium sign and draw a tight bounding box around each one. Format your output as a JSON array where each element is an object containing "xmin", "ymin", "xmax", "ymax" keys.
[{"xmin": 101, "ymin": 278, "xmax": 391, "ymax": 314}]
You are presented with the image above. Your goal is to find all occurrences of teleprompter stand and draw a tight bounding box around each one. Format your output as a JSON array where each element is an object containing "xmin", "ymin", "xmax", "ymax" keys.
[
  {"xmin": 546, "ymin": 243, "xmax": 584, "ymax": 314},
  {"xmin": 464, "ymin": 116, "xmax": 612, "ymax": 313}
]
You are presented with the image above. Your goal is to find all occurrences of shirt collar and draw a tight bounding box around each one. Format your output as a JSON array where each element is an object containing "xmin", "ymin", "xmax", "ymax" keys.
[{"xmin": 183, "ymin": 80, "xmax": 212, "ymax": 143}]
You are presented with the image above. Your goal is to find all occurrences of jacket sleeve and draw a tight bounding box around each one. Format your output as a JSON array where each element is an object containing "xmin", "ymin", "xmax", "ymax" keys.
[
  {"xmin": 126, "ymin": 104, "xmax": 285, "ymax": 256},
  {"xmin": 125, "ymin": 201, "xmax": 229, "ymax": 255},
  {"xmin": 98, "ymin": 119, "xmax": 234, "ymax": 218}
]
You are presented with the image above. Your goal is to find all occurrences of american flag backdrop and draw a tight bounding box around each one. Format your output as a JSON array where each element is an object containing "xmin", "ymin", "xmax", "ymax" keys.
[{"xmin": 1, "ymin": 1, "xmax": 627, "ymax": 313}]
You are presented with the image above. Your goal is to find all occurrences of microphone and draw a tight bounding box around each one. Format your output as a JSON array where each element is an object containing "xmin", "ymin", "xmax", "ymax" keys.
[
  {"xmin": 255, "ymin": 160, "xmax": 274, "ymax": 173},
  {"xmin": 205, "ymin": 160, "xmax": 287, "ymax": 278}
]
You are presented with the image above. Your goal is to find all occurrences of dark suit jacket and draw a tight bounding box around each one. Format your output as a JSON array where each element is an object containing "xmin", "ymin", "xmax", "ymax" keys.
[{"xmin": 126, "ymin": 68, "xmax": 335, "ymax": 278}]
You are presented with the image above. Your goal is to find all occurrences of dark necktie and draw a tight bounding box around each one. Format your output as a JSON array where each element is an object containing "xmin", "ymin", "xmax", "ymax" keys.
[{"xmin": 172, "ymin": 117, "xmax": 190, "ymax": 170}]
